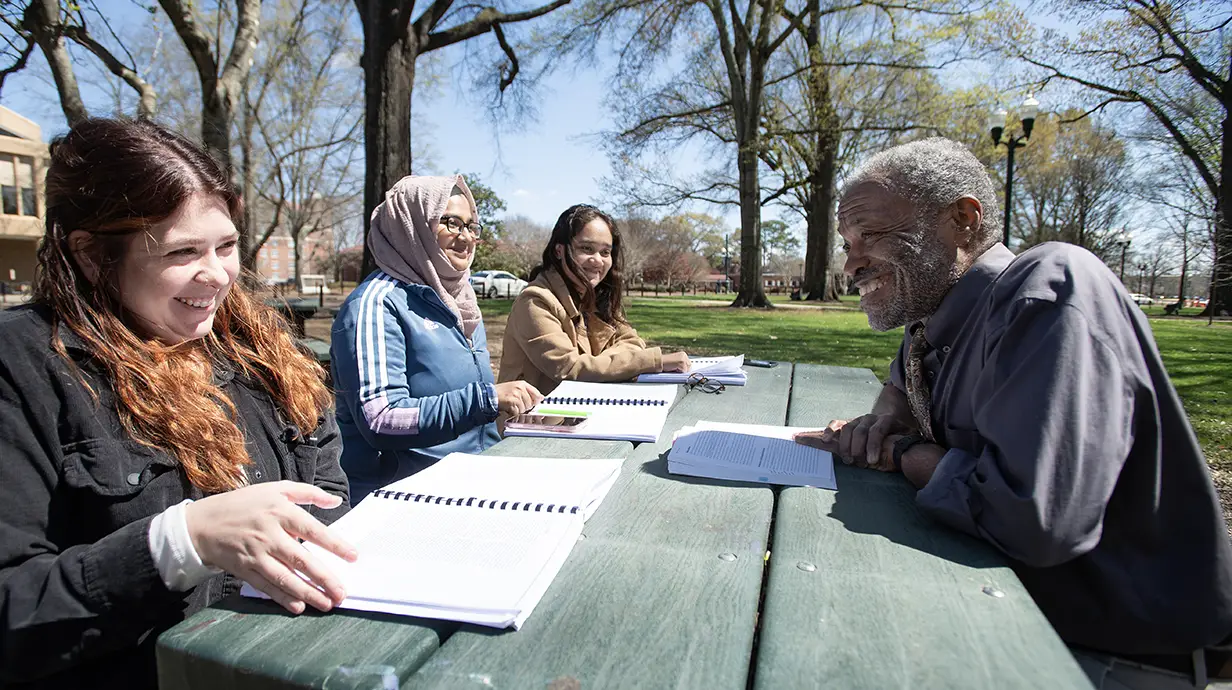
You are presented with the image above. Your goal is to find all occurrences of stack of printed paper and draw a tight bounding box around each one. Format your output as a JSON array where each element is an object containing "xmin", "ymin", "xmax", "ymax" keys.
[{"xmin": 667, "ymin": 421, "xmax": 836, "ymax": 489}]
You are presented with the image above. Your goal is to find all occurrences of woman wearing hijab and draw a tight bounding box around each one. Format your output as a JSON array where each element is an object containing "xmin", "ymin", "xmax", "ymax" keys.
[{"xmin": 332, "ymin": 175, "xmax": 542, "ymax": 501}]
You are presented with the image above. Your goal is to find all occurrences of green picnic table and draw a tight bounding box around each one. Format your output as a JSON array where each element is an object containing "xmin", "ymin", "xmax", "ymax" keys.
[{"xmin": 156, "ymin": 364, "xmax": 1092, "ymax": 689}]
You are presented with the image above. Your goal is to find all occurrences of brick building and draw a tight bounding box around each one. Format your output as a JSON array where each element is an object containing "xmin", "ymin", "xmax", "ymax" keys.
[{"xmin": 252, "ymin": 196, "xmax": 339, "ymax": 286}]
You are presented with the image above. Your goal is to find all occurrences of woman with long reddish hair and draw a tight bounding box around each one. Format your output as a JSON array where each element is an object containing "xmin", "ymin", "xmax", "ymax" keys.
[{"xmin": 0, "ymin": 118, "xmax": 357, "ymax": 689}]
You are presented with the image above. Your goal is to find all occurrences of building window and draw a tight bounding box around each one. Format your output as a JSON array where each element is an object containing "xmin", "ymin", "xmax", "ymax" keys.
[
  {"xmin": 0, "ymin": 157, "xmax": 15, "ymax": 215},
  {"xmin": 271, "ymin": 261, "xmax": 279, "ymax": 271},
  {"xmin": 0, "ymin": 156, "xmax": 36, "ymax": 217},
  {"xmin": 16, "ymin": 157, "xmax": 34, "ymax": 216}
]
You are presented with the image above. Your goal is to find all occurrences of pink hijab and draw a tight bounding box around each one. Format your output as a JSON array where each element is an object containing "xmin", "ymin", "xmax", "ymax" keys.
[{"xmin": 367, "ymin": 175, "xmax": 482, "ymax": 339}]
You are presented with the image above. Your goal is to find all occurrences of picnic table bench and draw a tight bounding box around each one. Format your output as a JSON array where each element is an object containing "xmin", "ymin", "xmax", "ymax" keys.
[{"xmin": 156, "ymin": 364, "xmax": 1092, "ymax": 689}]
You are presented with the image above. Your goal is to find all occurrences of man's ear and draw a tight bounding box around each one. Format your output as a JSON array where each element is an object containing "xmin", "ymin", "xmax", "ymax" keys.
[
  {"xmin": 67, "ymin": 230, "xmax": 100, "ymax": 284},
  {"xmin": 948, "ymin": 197, "xmax": 984, "ymax": 248}
]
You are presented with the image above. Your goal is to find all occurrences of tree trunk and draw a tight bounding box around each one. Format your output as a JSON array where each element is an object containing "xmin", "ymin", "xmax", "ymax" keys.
[
  {"xmin": 293, "ymin": 232, "xmax": 304, "ymax": 286},
  {"xmin": 801, "ymin": 127, "xmax": 839, "ymax": 301},
  {"xmin": 1177, "ymin": 232, "xmax": 1188, "ymax": 302},
  {"xmin": 360, "ymin": 5, "xmax": 418, "ymax": 279},
  {"xmin": 201, "ymin": 85, "xmax": 234, "ymax": 172},
  {"xmin": 731, "ymin": 144, "xmax": 771, "ymax": 307},
  {"xmin": 239, "ymin": 89, "xmax": 260, "ymax": 272},
  {"xmin": 1200, "ymin": 104, "xmax": 1231, "ymax": 318},
  {"xmin": 25, "ymin": 0, "xmax": 89, "ymax": 127},
  {"xmin": 1212, "ymin": 107, "xmax": 1232, "ymax": 316}
]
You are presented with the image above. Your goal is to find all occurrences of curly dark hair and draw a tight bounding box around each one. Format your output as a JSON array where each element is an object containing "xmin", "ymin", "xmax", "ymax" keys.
[{"xmin": 530, "ymin": 204, "xmax": 627, "ymax": 325}]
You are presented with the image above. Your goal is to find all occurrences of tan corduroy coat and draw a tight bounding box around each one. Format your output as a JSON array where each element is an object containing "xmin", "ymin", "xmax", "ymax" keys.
[{"xmin": 498, "ymin": 268, "xmax": 662, "ymax": 395}]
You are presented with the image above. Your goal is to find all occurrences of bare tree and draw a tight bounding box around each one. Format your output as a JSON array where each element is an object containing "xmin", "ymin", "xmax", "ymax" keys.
[
  {"xmin": 765, "ymin": 0, "xmax": 981, "ymax": 301},
  {"xmin": 241, "ymin": 0, "xmax": 363, "ymax": 274},
  {"xmin": 1139, "ymin": 236, "xmax": 1173, "ymax": 299},
  {"xmin": 500, "ymin": 214, "xmax": 551, "ymax": 276},
  {"xmin": 1, "ymin": 0, "xmax": 157, "ymax": 125},
  {"xmin": 1011, "ymin": 111, "xmax": 1136, "ymax": 260},
  {"xmin": 157, "ymin": 0, "xmax": 261, "ymax": 170},
  {"xmin": 354, "ymin": 0, "xmax": 573, "ymax": 276}
]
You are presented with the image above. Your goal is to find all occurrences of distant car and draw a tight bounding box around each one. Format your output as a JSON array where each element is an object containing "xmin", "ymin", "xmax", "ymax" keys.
[
  {"xmin": 470, "ymin": 270, "xmax": 528, "ymax": 298},
  {"xmin": 1128, "ymin": 293, "xmax": 1154, "ymax": 305}
]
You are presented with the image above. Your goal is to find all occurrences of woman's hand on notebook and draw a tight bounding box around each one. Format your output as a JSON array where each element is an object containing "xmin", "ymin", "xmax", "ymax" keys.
[
  {"xmin": 495, "ymin": 380, "xmax": 544, "ymax": 416},
  {"xmin": 184, "ymin": 481, "xmax": 358, "ymax": 615},
  {"xmin": 661, "ymin": 351, "xmax": 691, "ymax": 373}
]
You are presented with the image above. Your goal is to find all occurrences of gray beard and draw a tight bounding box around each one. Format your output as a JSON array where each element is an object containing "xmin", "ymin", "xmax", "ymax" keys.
[{"xmin": 864, "ymin": 232, "xmax": 961, "ymax": 332}]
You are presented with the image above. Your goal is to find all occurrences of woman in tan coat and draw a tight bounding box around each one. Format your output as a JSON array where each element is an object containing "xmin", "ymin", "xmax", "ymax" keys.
[{"xmin": 499, "ymin": 204, "xmax": 690, "ymax": 394}]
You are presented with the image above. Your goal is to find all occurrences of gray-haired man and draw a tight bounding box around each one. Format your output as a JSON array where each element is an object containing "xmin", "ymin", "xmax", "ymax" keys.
[{"xmin": 795, "ymin": 137, "xmax": 1232, "ymax": 688}]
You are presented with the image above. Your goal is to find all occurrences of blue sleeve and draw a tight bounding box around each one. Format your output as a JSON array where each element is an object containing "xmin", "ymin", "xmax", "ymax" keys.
[
  {"xmin": 915, "ymin": 300, "xmax": 1132, "ymax": 568},
  {"xmin": 334, "ymin": 288, "xmax": 498, "ymax": 451}
]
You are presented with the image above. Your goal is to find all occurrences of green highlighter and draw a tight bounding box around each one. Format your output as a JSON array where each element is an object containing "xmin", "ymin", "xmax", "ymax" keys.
[{"xmin": 532, "ymin": 407, "xmax": 591, "ymax": 417}]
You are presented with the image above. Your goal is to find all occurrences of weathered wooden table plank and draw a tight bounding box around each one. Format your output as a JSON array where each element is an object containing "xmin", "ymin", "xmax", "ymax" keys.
[
  {"xmin": 155, "ymin": 436, "xmax": 634, "ymax": 689},
  {"xmin": 407, "ymin": 365, "xmax": 791, "ymax": 689},
  {"xmin": 753, "ymin": 363, "xmax": 1091, "ymax": 689}
]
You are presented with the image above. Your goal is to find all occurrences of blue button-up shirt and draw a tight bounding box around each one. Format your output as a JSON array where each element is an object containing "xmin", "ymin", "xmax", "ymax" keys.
[{"xmin": 890, "ymin": 242, "xmax": 1232, "ymax": 655}]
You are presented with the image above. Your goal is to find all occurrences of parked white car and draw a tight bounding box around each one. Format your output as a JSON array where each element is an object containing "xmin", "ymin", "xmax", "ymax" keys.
[
  {"xmin": 470, "ymin": 270, "xmax": 528, "ymax": 298},
  {"xmin": 1128, "ymin": 293, "xmax": 1155, "ymax": 305}
]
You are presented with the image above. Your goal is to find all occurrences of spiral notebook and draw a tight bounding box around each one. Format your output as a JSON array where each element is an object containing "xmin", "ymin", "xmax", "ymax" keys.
[
  {"xmin": 503, "ymin": 380, "xmax": 679, "ymax": 443},
  {"xmin": 240, "ymin": 452, "xmax": 623, "ymax": 629}
]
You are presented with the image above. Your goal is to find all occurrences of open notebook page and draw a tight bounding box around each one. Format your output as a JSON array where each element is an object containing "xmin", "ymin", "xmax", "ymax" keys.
[
  {"xmin": 302, "ymin": 497, "xmax": 579, "ymax": 614},
  {"xmin": 670, "ymin": 421, "xmax": 836, "ymax": 489}
]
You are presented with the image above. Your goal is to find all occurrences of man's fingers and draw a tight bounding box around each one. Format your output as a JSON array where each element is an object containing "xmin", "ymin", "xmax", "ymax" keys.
[
  {"xmin": 840, "ymin": 420, "xmax": 869, "ymax": 464},
  {"xmin": 792, "ymin": 431, "xmax": 837, "ymax": 451},
  {"xmin": 866, "ymin": 417, "xmax": 894, "ymax": 468}
]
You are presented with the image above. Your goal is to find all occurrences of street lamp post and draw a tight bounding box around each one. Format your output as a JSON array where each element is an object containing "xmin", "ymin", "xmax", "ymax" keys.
[
  {"xmin": 989, "ymin": 94, "xmax": 1040, "ymax": 248},
  {"xmin": 1115, "ymin": 231, "xmax": 1131, "ymax": 282},
  {"xmin": 723, "ymin": 233, "xmax": 730, "ymax": 293}
]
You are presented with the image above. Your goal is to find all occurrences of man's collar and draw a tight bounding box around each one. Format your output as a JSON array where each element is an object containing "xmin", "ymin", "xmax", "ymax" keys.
[{"xmin": 916, "ymin": 243, "xmax": 1015, "ymax": 350}]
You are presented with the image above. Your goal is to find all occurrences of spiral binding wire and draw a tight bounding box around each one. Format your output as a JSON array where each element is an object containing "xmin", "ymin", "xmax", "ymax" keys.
[
  {"xmin": 370, "ymin": 489, "xmax": 580, "ymax": 514},
  {"xmin": 540, "ymin": 396, "xmax": 666, "ymax": 406}
]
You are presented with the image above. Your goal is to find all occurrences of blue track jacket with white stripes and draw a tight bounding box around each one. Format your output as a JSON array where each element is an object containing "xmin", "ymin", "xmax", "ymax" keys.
[{"xmin": 332, "ymin": 271, "xmax": 500, "ymax": 501}]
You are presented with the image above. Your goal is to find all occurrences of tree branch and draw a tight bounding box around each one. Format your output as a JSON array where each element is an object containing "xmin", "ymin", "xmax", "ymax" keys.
[
  {"xmin": 63, "ymin": 25, "xmax": 157, "ymax": 117},
  {"xmin": 157, "ymin": 0, "xmax": 218, "ymax": 87},
  {"xmin": 0, "ymin": 35, "xmax": 34, "ymax": 95},
  {"xmin": 422, "ymin": 0, "xmax": 571, "ymax": 52},
  {"xmin": 492, "ymin": 22, "xmax": 517, "ymax": 92}
]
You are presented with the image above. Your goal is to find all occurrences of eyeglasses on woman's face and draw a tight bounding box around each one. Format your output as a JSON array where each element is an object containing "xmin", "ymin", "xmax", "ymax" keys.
[{"xmin": 439, "ymin": 214, "xmax": 483, "ymax": 236}]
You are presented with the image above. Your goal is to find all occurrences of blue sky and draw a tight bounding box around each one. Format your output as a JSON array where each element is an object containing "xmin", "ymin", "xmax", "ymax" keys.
[
  {"xmin": 414, "ymin": 63, "xmax": 623, "ymax": 227},
  {"xmin": 0, "ymin": 1, "xmax": 1108, "ymax": 238},
  {"xmin": 0, "ymin": 1, "xmax": 703, "ymax": 229}
]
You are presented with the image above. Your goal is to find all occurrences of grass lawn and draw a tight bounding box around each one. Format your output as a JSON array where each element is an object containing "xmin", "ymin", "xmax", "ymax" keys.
[{"xmin": 480, "ymin": 298, "xmax": 1232, "ymax": 513}]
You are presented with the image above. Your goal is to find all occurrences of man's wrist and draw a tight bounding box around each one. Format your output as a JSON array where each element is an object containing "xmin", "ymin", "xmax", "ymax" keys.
[
  {"xmin": 892, "ymin": 434, "xmax": 929, "ymax": 471},
  {"xmin": 900, "ymin": 442, "xmax": 947, "ymax": 488}
]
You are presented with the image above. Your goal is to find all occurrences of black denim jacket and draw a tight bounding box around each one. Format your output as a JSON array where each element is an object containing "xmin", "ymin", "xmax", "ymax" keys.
[{"xmin": 0, "ymin": 305, "xmax": 350, "ymax": 689}]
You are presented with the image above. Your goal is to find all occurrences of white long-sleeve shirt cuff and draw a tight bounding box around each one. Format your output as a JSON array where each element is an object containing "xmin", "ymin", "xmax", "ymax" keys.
[{"xmin": 147, "ymin": 499, "xmax": 222, "ymax": 591}]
